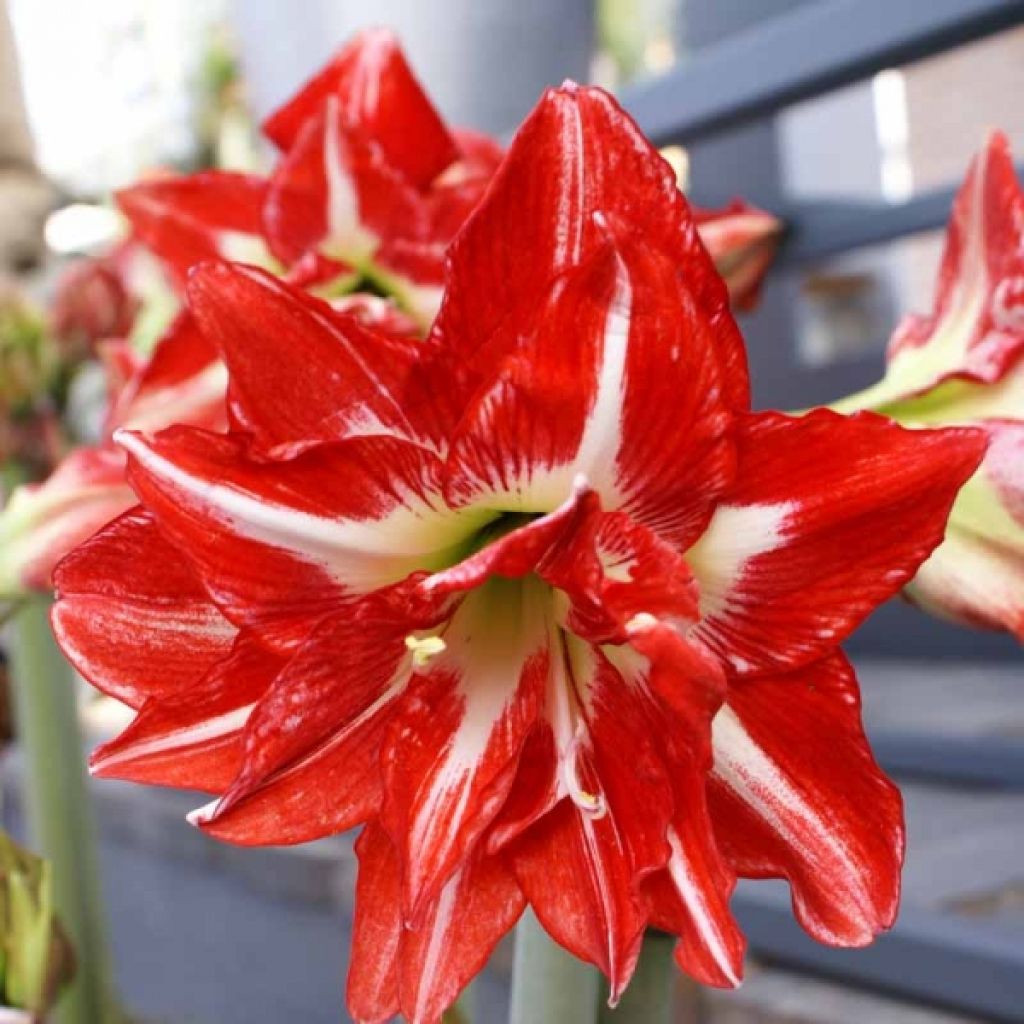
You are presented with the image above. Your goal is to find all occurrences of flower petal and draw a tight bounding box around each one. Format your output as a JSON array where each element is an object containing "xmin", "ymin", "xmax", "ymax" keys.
[
  {"xmin": 687, "ymin": 409, "xmax": 986, "ymax": 675},
  {"xmin": 709, "ymin": 652, "xmax": 903, "ymax": 946},
  {"xmin": 642, "ymin": 774, "xmax": 745, "ymax": 989},
  {"xmin": 185, "ymin": 261, "xmax": 456, "ymax": 452},
  {"xmin": 262, "ymin": 100, "xmax": 427, "ymax": 270},
  {"xmin": 884, "ymin": 132, "xmax": 1024, "ymax": 396},
  {"xmin": 108, "ymin": 312, "xmax": 226, "ymax": 434},
  {"xmin": 52, "ymin": 507, "xmax": 235, "ymax": 707},
  {"xmin": 262, "ymin": 28, "xmax": 457, "ymax": 189},
  {"xmin": 444, "ymin": 238, "xmax": 734, "ymax": 545},
  {"xmin": 381, "ymin": 576, "xmax": 551, "ymax": 919},
  {"xmin": 348, "ymin": 821, "xmax": 523, "ymax": 1024},
  {"xmin": 118, "ymin": 427, "xmax": 484, "ymax": 651},
  {"xmin": 193, "ymin": 606, "xmax": 413, "ymax": 844},
  {"xmin": 507, "ymin": 646, "xmax": 675, "ymax": 1004},
  {"xmin": 89, "ymin": 634, "xmax": 283, "ymax": 792},
  {"xmin": 435, "ymin": 83, "xmax": 747, "ymax": 408},
  {"xmin": 906, "ymin": 419, "xmax": 1024, "ymax": 637},
  {"xmin": 116, "ymin": 171, "xmax": 271, "ymax": 285},
  {"xmin": 0, "ymin": 446, "xmax": 134, "ymax": 594}
]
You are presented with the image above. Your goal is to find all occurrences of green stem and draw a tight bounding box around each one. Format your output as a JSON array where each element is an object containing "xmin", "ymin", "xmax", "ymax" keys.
[
  {"xmin": 598, "ymin": 932, "xmax": 681, "ymax": 1023},
  {"xmin": 509, "ymin": 911, "xmax": 601, "ymax": 1024},
  {"xmin": 8, "ymin": 597, "xmax": 120, "ymax": 1024}
]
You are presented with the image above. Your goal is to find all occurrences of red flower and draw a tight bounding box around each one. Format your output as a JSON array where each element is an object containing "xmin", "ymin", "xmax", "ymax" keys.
[
  {"xmin": 52, "ymin": 85, "xmax": 984, "ymax": 1022},
  {"xmin": 261, "ymin": 28, "xmax": 502, "ymax": 327},
  {"xmin": 832, "ymin": 133, "xmax": 1024, "ymax": 638}
]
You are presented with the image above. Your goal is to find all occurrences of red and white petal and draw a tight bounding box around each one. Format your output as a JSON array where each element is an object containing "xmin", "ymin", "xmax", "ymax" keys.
[
  {"xmin": 709, "ymin": 652, "xmax": 903, "ymax": 946},
  {"xmin": 116, "ymin": 171, "xmax": 271, "ymax": 285},
  {"xmin": 263, "ymin": 98, "xmax": 428, "ymax": 271},
  {"xmin": 687, "ymin": 409, "xmax": 986, "ymax": 676},
  {"xmin": 185, "ymin": 262, "xmax": 456, "ymax": 452},
  {"xmin": 262, "ymin": 28, "xmax": 457, "ymax": 190},
  {"xmin": 905, "ymin": 422, "xmax": 1024, "ymax": 637},
  {"xmin": 382, "ymin": 577, "xmax": 551, "ymax": 918},
  {"xmin": 883, "ymin": 133, "xmax": 1024, "ymax": 396},
  {"xmin": 694, "ymin": 200, "xmax": 782, "ymax": 313},
  {"xmin": 108, "ymin": 312, "xmax": 226, "ymax": 434},
  {"xmin": 435, "ymin": 83, "xmax": 747, "ymax": 408},
  {"xmin": 52, "ymin": 507, "xmax": 236, "ymax": 708},
  {"xmin": 642, "ymin": 774, "xmax": 745, "ymax": 988},
  {"xmin": 193, "ymin": 608, "xmax": 413, "ymax": 844},
  {"xmin": 89, "ymin": 635, "xmax": 283, "ymax": 792},
  {"xmin": 0, "ymin": 446, "xmax": 134, "ymax": 594},
  {"xmin": 348, "ymin": 821, "xmax": 523, "ymax": 1024},
  {"xmin": 508, "ymin": 646, "xmax": 676, "ymax": 1004},
  {"xmin": 444, "ymin": 239, "xmax": 733, "ymax": 545},
  {"xmin": 118, "ymin": 427, "xmax": 484, "ymax": 651}
]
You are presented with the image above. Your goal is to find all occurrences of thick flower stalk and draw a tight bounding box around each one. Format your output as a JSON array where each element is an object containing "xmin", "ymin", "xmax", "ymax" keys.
[
  {"xmin": 50, "ymin": 82, "xmax": 985, "ymax": 1024},
  {"xmin": 832, "ymin": 133, "xmax": 1024, "ymax": 638}
]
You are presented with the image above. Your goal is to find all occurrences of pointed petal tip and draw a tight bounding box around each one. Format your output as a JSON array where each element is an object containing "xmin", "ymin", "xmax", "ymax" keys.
[{"xmin": 186, "ymin": 798, "xmax": 219, "ymax": 828}]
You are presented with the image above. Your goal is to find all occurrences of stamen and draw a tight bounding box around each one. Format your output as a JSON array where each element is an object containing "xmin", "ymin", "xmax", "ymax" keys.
[
  {"xmin": 404, "ymin": 633, "xmax": 446, "ymax": 667},
  {"xmin": 561, "ymin": 731, "xmax": 607, "ymax": 820}
]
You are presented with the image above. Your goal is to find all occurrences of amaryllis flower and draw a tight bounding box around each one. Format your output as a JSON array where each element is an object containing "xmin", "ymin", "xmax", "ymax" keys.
[
  {"xmin": 52, "ymin": 84, "xmax": 984, "ymax": 1023},
  {"xmin": 261, "ymin": 27, "xmax": 503, "ymax": 327},
  {"xmin": 832, "ymin": 133, "xmax": 1024, "ymax": 638},
  {"xmin": 694, "ymin": 200, "xmax": 782, "ymax": 311}
]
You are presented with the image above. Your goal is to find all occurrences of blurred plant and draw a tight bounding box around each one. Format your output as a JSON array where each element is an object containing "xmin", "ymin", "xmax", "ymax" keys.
[{"xmin": 0, "ymin": 830, "xmax": 74, "ymax": 1019}]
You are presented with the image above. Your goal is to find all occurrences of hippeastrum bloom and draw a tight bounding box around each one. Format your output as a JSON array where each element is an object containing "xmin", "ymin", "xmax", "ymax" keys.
[
  {"xmin": 53, "ymin": 84, "xmax": 984, "ymax": 1023},
  {"xmin": 261, "ymin": 27, "xmax": 503, "ymax": 327},
  {"xmin": 831, "ymin": 132, "xmax": 1024, "ymax": 638},
  {"xmin": 694, "ymin": 200, "xmax": 783, "ymax": 311}
]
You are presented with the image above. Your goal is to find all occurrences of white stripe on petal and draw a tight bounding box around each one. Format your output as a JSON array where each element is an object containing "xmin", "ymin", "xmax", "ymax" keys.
[
  {"xmin": 116, "ymin": 430, "xmax": 486, "ymax": 592},
  {"xmin": 686, "ymin": 501, "xmax": 794, "ymax": 651},
  {"xmin": 91, "ymin": 702, "xmax": 257, "ymax": 774},
  {"xmin": 711, "ymin": 705, "xmax": 873, "ymax": 929},
  {"xmin": 665, "ymin": 827, "xmax": 740, "ymax": 987}
]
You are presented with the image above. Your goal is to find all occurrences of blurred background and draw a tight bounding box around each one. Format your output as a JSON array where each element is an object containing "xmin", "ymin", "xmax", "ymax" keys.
[{"xmin": 0, "ymin": 1, "xmax": 1022, "ymax": 1021}]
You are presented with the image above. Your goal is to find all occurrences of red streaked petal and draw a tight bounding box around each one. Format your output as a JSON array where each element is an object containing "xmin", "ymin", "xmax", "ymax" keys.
[
  {"xmin": 0, "ymin": 446, "xmax": 134, "ymax": 593},
  {"xmin": 347, "ymin": 822, "xmax": 401, "ymax": 1024},
  {"xmin": 444, "ymin": 239, "xmax": 733, "ymax": 541},
  {"xmin": 262, "ymin": 28, "xmax": 457, "ymax": 188},
  {"xmin": 435, "ymin": 83, "xmax": 747, "ymax": 408},
  {"xmin": 381, "ymin": 577, "xmax": 550, "ymax": 919},
  {"xmin": 186, "ymin": 262, "xmax": 455, "ymax": 451},
  {"xmin": 193, "ymin": 608, "xmax": 412, "ymax": 844},
  {"xmin": 508, "ymin": 646, "xmax": 676, "ymax": 1005},
  {"xmin": 108, "ymin": 312, "xmax": 226, "ymax": 434},
  {"xmin": 510, "ymin": 799, "xmax": 647, "ymax": 1004},
  {"xmin": 709, "ymin": 652, "xmax": 903, "ymax": 946},
  {"xmin": 886, "ymin": 132, "xmax": 1024, "ymax": 392},
  {"xmin": 52, "ymin": 507, "xmax": 235, "ymax": 708},
  {"xmin": 263, "ymin": 100, "xmax": 428, "ymax": 269},
  {"xmin": 642, "ymin": 771, "xmax": 745, "ymax": 989},
  {"xmin": 687, "ymin": 409, "xmax": 986, "ymax": 675},
  {"xmin": 118, "ymin": 427, "xmax": 481, "ymax": 651},
  {"xmin": 89, "ymin": 634, "xmax": 283, "ymax": 792},
  {"xmin": 116, "ymin": 171, "xmax": 270, "ymax": 285},
  {"xmin": 348, "ymin": 821, "xmax": 523, "ymax": 1024}
]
